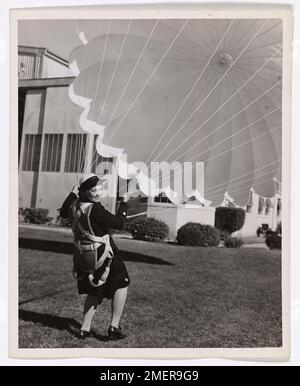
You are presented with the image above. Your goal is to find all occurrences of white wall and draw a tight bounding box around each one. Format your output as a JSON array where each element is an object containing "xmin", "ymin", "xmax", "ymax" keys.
[
  {"xmin": 234, "ymin": 191, "xmax": 281, "ymax": 238},
  {"xmin": 147, "ymin": 203, "xmax": 215, "ymax": 240},
  {"xmin": 42, "ymin": 56, "xmax": 73, "ymax": 78}
]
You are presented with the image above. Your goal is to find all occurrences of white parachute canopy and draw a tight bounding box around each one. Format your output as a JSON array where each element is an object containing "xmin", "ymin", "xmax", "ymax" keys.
[{"xmin": 69, "ymin": 18, "xmax": 282, "ymax": 206}]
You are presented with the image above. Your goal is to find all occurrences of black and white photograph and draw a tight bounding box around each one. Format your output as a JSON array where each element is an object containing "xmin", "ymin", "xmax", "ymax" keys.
[{"xmin": 9, "ymin": 4, "xmax": 292, "ymax": 359}]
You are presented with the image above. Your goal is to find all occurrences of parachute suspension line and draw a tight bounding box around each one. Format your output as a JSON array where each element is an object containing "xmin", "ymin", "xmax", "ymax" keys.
[
  {"xmin": 106, "ymin": 19, "xmax": 189, "ymax": 144},
  {"xmin": 123, "ymin": 161, "xmax": 282, "ymax": 217},
  {"xmin": 124, "ymin": 160, "xmax": 282, "ymax": 216},
  {"xmin": 76, "ymin": 20, "xmax": 90, "ymax": 179},
  {"xmin": 206, "ymin": 167, "xmax": 281, "ymax": 197},
  {"xmin": 84, "ymin": 20, "xmax": 112, "ymax": 174},
  {"xmin": 150, "ymin": 20, "xmax": 269, "ymax": 165},
  {"xmin": 118, "ymin": 73, "xmax": 214, "ymax": 199},
  {"xmin": 205, "ymin": 159, "xmax": 282, "ymax": 193},
  {"xmin": 230, "ymin": 66, "xmax": 280, "ymax": 161},
  {"xmin": 79, "ymin": 134, "xmax": 85, "ymax": 174},
  {"xmin": 233, "ymin": 62, "xmax": 281, "ymax": 88},
  {"xmin": 86, "ymin": 19, "xmax": 160, "ymax": 175},
  {"xmin": 150, "ymin": 68, "xmax": 281, "ymax": 180},
  {"xmin": 91, "ymin": 19, "xmax": 132, "ymax": 178},
  {"xmin": 227, "ymin": 68, "xmax": 279, "ymax": 179},
  {"xmin": 145, "ymin": 19, "xmax": 235, "ymax": 164},
  {"xmin": 227, "ymin": 19, "xmax": 257, "ymax": 57},
  {"xmin": 154, "ymin": 125, "xmax": 281, "ymax": 199},
  {"xmin": 78, "ymin": 135, "xmax": 83, "ymax": 176},
  {"xmin": 151, "ymin": 43, "xmax": 282, "ymax": 173},
  {"xmin": 230, "ymin": 20, "xmax": 279, "ymax": 57},
  {"xmin": 90, "ymin": 19, "xmax": 112, "ymax": 119},
  {"xmin": 127, "ymin": 203, "xmax": 173, "ymax": 219},
  {"xmin": 107, "ymin": 19, "xmax": 192, "ymax": 198},
  {"xmin": 117, "ymin": 71, "xmax": 213, "ymax": 198},
  {"xmin": 74, "ymin": 135, "xmax": 80, "ymax": 181},
  {"xmin": 120, "ymin": 46, "xmax": 281, "ymax": 205},
  {"xmin": 207, "ymin": 177, "xmax": 279, "ymax": 200},
  {"xmin": 201, "ymin": 125, "xmax": 281, "ymax": 164},
  {"xmin": 98, "ymin": 19, "xmax": 133, "ymax": 124},
  {"xmin": 239, "ymin": 40, "xmax": 283, "ymax": 57},
  {"xmin": 194, "ymin": 106, "xmax": 281, "ymax": 160},
  {"xmin": 89, "ymin": 145, "xmax": 99, "ymax": 173},
  {"xmin": 151, "ymin": 78, "xmax": 281, "ymax": 188},
  {"xmin": 235, "ymin": 62, "xmax": 283, "ymax": 74},
  {"xmin": 104, "ymin": 19, "xmax": 159, "ymax": 133}
]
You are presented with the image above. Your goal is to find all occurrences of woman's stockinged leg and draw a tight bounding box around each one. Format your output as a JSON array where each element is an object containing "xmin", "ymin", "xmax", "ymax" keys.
[
  {"xmin": 81, "ymin": 294, "xmax": 100, "ymax": 332},
  {"xmin": 110, "ymin": 287, "xmax": 128, "ymax": 328}
]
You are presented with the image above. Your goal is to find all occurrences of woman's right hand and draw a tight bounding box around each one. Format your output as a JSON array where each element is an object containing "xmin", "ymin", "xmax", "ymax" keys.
[{"xmin": 72, "ymin": 184, "xmax": 79, "ymax": 196}]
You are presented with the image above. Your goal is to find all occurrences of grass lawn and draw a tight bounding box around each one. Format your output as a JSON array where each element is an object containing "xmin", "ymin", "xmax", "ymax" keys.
[{"xmin": 19, "ymin": 236, "xmax": 282, "ymax": 348}]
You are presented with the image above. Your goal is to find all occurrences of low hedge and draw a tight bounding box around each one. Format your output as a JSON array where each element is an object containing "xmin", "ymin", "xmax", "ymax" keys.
[
  {"xmin": 265, "ymin": 232, "xmax": 282, "ymax": 250},
  {"xmin": 177, "ymin": 222, "xmax": 220, "ymax": 247},
  {"xmin": 224, "ymin": 236, "xmax": 244, "ymax": 248},
  {"xmin": 215, "ymin": 207, "xmax": 245, "ymax": 235},
  {"xmin": 19, "ymin": 207, "xmax": 53, "ymax": 225},
  {"xmin": 127, "ymin": 217, "xmax": 169, "ymax": 242}
]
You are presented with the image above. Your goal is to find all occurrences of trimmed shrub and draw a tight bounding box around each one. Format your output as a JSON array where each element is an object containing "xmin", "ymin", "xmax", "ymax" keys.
[
  {"xmin": 177, "ymin": 222, "xmax": 220, "ymax": 247},
  {"xmin": 215, "ymin": 207, "xmax": 246, "ymax": 235},
  {"xmin": 128, "ymin": 217, "xmax": 169, "ymax": 242},
  {"xmin": 265, "ymin": 231, "xmax": 282, "ymax": 250},
  {"xmin": 219, "ymin": 229, "xmax": 230, "ymax": 241},
  {"xmin": 256, "ymin": 227, "xmax": 263, "ymax": 237},
  {"xmin": 123, "ymin": 215, "xmax": 146, "ymax": 234},
  {"xmin": 224, "ymin": 236, "xmax": 244, "ymax": 248},
  {"xmin": 257, "ymin": 224, "xmax": 270, "ymax": 237},
  {"xmin": 19, "ymin": 207, "xmax": 53, "ymax": 225}
]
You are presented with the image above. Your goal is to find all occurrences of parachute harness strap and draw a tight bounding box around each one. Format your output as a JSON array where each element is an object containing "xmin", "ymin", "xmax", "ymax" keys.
[{"xmin": 72, "ymin": 201, "xmax": 114, "ymax": 271}]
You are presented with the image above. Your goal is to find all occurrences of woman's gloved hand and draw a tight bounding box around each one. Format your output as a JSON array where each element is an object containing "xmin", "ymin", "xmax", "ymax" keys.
[{"xmin": 89, "ymin": 258, "xmax": 113, "ymax": 287}]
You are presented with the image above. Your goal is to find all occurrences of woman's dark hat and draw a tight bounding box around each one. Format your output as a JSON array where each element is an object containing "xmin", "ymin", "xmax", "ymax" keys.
[{"xmin": 78, "ymin": 174, "xmax": 99, "ymax": 191}]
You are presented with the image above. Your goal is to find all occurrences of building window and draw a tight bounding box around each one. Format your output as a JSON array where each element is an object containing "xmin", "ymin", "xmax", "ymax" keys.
[
  {"xmin": 22, "ymin": 134, "xmax": 42, "ymax": 172},
  {"xmin": 64, "ymin": 134, "xmax": 87, "ymax": 173},
  {"xmin": 41, "ymin": 134, "xmax": 63, "ymax": 172}
]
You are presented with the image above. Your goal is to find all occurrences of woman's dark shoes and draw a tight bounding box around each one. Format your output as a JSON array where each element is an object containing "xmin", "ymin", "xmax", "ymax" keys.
[
  {"xmin": 108, "ymin": 325, "xmax": 126, "ymax": 340},
  {"xmin": 78, "ymin": 329, "xmax": 91, "ymax": 340}
]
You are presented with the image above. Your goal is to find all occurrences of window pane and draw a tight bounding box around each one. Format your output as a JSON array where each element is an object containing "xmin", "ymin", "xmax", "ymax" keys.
[
  {"xmin": 64, "ymin": 134, "xmax": 87, "ymax": 173},
  {"xmin": 22, "ymin": 134, "xmax": 42, "ymax": 172},
  {"xmin": 41, "ymin": 134, "xmax": 63, "ymax": 172}
]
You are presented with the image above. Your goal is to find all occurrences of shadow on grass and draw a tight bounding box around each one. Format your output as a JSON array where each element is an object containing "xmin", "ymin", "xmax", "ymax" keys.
[
  {"xmin": 120, "ymin": 250, "xmax": 174, "ymax": 266},
  {"xmin": 19, "ymin": 308, "xmax": 109, "ymax": 342},
  {"xmin": 19, "ymin": 285, "xmax": 76, "ymax": 306},
  {"xmin": 19, "ymin": 238, "xmax": 174, "ymax": 266}
]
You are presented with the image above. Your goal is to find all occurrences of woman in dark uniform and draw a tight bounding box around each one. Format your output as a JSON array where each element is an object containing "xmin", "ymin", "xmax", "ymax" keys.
[{"xmin": 60, "ymin": 174, "xmax": 130, "ymax": 341}]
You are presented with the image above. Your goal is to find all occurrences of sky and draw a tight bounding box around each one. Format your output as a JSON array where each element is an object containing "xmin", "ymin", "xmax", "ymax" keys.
[{"xmin": 18, "ymin": 19, "xmax": 82, "ymax": 60}]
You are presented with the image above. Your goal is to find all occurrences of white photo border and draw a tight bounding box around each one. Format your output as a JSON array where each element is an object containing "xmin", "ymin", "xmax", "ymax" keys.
[{"xmin": 9, "ymin": 3, "xmax": 293, "ymax": 360}]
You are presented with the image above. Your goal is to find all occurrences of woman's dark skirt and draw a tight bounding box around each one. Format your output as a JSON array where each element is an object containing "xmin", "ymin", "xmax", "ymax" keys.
[{"xmin": 76, "ymin": 254, "xmax": 130, "ymax": 302}]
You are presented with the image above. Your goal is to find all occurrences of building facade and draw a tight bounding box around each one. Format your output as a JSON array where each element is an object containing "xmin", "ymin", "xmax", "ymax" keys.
[{"xmin": 18, "ymin": 46, "xmax": 116, "ymax": 219}]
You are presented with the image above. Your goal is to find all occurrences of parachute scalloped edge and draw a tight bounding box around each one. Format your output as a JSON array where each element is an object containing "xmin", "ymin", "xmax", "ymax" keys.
[{"xmin": 68, "ymin": 55, "xmax": 204, "ymax": 205}]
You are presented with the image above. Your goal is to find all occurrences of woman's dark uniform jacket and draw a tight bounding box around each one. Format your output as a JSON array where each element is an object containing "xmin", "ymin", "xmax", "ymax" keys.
[{"xmin": 60, "ymin": 192, "xmax": 130, "ymax": 301}]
